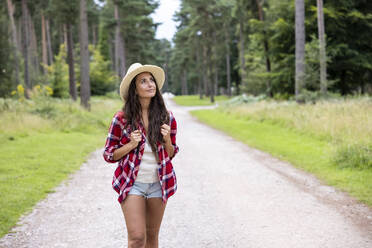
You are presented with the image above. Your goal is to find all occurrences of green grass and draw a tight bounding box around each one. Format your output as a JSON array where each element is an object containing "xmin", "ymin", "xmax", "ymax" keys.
[
  {"xmin": 0, "ymin": 131, "xmax": 105, "ymax": 236},
  {"xmin": 0, "ymin": 96, "xmax": 123, "ymax": 238},
  {"xmin": 191, "ymin": 109, "xmax": 372, "ymax": 206},
  {"xmin": 172, "ymin": 95, "xmax": 230, "ymax": 106}
]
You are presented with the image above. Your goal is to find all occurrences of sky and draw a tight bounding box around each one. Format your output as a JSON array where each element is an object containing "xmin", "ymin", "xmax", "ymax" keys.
[{"xmin": 151, "ymin": 0, "xmax": 181, "ymax": 42}]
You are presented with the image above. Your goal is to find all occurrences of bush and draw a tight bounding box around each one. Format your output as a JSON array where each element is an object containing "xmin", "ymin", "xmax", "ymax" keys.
[
  {"xmin": 89, "ymin": 45, "xmax": 118, "ymax": 95},
  {"xmin": 45, "ymin": 44, "xmax": 69, "ymax": 98}
]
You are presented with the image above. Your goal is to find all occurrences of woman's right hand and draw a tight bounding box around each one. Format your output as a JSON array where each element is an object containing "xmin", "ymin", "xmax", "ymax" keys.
[
  {"xmin": 112, "ymin": 129, "xmax": 142, "ymax": 161},
  {"xmin": 129, "ymin": 130, "xmax": 142, "ymax": 147}
]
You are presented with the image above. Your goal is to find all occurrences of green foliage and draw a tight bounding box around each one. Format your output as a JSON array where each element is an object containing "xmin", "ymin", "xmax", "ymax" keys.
[
  {"xmin": 0, "ymin": 5, "xmax": 14, "ymax": 98},
  {"xmin": 89, "ymin": 45, "xmax": 118, "ymax": 95},
  {"xmin": 49, "ymin": 0, "xmax": 79, "ymax": 24},
  {"xmin": 169, "ymin": 0, "xmax": 372, "ymax": 97},
  {"xmin": 98, "ymin": 21, "xmax": 111, "ymax": 61},
  {"xmin": 45, "ymin": 44, "xmax": 70, "ymax": 98},
  {"xmin": 100, "ymin": 0, "xmax": 160, "ymax": 65}
]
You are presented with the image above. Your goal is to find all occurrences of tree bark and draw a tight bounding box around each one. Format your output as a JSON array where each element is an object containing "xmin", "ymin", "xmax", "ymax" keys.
[
  {"xmin": 295, "ymin": 0, "xmax": 305, "ymax": 101},
  {"xmin": 163, "ymin": 62, "xmax": 168, "ymax": 92},
  {"xmin": 181, "ymin": 68, "xmax": 188, "ymax": 95},
  {"xmin": 208, "ymin": 45, "xmax": 214, "ymax": 103},
  {"xmin": 21, "ymin": 0, "xmax": 30, "ymax": 99},
  {"xmin": 239, "ymin": 19, "xmax": 247, "ymax": 88},
  {"xmin": 256, "ymin": 0, "xmax": 272, "ymax": 97},
  {"xmin": 196, "ymin": 40, "xmax": 203, "ymax": 99},
  {"xmin": 41, "ymin": 13, "xmax": 48, "ymax": 73},
  {"xmin": 92, "ymin": 24, "xmax": 97, "ymax": 46},
  {"xmin": 45, "ymin": 18, "xmax": 53, "ymax": 65},
  {"xmin": 212, "ymin": 31, "xmax": 217, "ymax": 101},
  {"xmin": 6, "ymin": 0, "xmax": 20, "ymax": 86},
  {"xmin": 66, "ymin": 22, "xmax": 77, "ymax": 101},
  {"xmin": 317, "ymin": 0, "xmax": 327, "ymax": 95},
  {"xmin": 114, "ymin": 1, "xmax": 126, "ymax": 78},
  {"xmin": 202, "ymin": 44, "xmax": 209, "ymax": 97},
  {"xmin": 224, "ymin": 26, "xmax": 231, "ymax": 97},
  {"xmin": 29, "ymin": 11, "xmax": 39, "ymax": 80},
  {"xmin": 63, "ymin": 24, "xmax": 68, "ymax": 52},
  {"xmin": 80, "ymin": 0, "xmax": 91, "ymax": 110}
]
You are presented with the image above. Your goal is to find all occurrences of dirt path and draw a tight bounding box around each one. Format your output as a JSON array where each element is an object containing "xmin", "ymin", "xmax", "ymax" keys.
[{"xmin": 1, "ymin": 98, "xmax": 371, "ymax": 248}]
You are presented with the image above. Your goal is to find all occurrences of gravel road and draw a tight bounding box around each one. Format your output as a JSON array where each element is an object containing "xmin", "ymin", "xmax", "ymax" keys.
[{"xmin": 1, "ymin": 98, "xmax": 371, "ymax": 248}]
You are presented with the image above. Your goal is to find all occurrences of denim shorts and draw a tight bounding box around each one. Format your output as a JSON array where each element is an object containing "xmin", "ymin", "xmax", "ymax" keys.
[{"xmin": 128, "ymin": 181, "xmax": 162, "ymax": 199}]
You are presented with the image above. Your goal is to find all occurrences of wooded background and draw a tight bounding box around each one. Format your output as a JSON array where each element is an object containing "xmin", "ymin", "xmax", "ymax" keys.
[{"xmin": 1, "ymin": 0, "xmax": 371, "ymax": 108}]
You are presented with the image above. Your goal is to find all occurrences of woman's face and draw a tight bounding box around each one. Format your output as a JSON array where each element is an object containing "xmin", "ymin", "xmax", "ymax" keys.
[{"xmin": 135, "ymin": 72, "xmax": 157, "ymax": 99}]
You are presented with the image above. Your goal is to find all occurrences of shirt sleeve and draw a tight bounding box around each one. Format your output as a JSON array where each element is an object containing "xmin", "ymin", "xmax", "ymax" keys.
[
  {"xmin": 103, "ymin": 113, "xmax": 124, "ymax": 163},
  {"xmin": 169, "ymin": 111, "xmax": 179, "ymax": 160}
]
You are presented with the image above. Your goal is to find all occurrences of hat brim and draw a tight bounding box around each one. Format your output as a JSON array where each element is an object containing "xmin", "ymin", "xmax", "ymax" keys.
[{"xmin": 120, "ymin": 65, "xmax": 165, "ymax": 101}]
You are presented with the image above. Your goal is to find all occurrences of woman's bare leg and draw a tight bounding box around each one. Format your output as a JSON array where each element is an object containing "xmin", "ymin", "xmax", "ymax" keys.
[
  {"xmin": 121, "ymin": 195, "xmax": 147, "ymax": 248},
  {"xmin": 145, "ymin": 198, "xmax": 166, "ymax": 248}
]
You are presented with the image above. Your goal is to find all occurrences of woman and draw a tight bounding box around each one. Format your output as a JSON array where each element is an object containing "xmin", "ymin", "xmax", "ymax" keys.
[{"xmin": 103, "ymin": 63, "xmax": 179, "ymax": 248}]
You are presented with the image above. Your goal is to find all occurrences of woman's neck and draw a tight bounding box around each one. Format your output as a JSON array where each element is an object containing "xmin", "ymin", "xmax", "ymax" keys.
[{"xmin": 139, "ymin": 97, "xmax": 151, "ymax": 114}]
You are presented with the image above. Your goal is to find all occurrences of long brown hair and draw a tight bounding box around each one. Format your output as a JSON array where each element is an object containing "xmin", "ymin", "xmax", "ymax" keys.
[{"xmin": 122, "ymin": 74, "xmax": 169, "ymax": 153}]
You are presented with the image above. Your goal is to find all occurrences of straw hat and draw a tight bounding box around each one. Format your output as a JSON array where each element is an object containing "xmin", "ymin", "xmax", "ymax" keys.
[{"xmin": 120, "ymin": 63, "xmax": 165, "ymax": 101}]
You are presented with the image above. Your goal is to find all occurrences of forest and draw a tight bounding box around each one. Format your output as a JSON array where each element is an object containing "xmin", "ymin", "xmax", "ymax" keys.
[{"xmin": 0, "ymin": 0, "xmax": 372, "ymax": 106}]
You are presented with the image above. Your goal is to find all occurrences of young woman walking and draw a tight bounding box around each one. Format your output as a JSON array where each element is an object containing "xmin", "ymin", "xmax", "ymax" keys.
[{"xmin": 103, "ymin": 63, "xmax": 179, "ymax": 248}]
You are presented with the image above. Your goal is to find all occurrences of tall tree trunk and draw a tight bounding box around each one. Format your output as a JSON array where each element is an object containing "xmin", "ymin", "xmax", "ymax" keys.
[
  {"xmin": 317, "ymin": 0, "xmax": 327, "ymax": 95},
  {"xmin": 41, "ymin": 13, "xmax": 48, "ymax": 73},
  {"xmin": 29, "ymin": 11, "xmax": 39, "ymax": 81},
  {"xmin": 163, "ymin": 62, "xmax": 168, "ymax": 92},
  {"xmin": 109, "ymin": 37, "xmax": 115, "ymax": 72},
  {"xmin": 45, "ymin": 18, "xmax": 53, "ymax": 65},
  {"xmin": 21, "ymin": 0, "xmax": 30, "ymax": 99},
  {"xmin": 295, "ymin": 0, "xmax": 305, "ymax": 102},
  {"xmin": 214, "ymin": 65, "xmax": 218, "ymax": 97},
  {"xmin": 181, "ymin": 68, "xmax": 188, "ymax": 95},
  {"xmin": 196, "ymin": 41, "xmax": 203, "ymax": 99},
  {"xmin": 92, "ymin": 24, "xmax": 97, "ymax": 46},
  {"xmin": 80, "ymin": 0, "xmax": 91, "ymax": 110},
  {"xmin": 239, "ymin": 19, "xmax": 247, "ymax": 88},
  {"xmin": 6, "ymin": 0, "xmax": 20, "ymax": 86},
  {"xmin": 224, "ymin": 26, "xmax": 231, "ymax": 97},
  {"xmin": 114, "ymin": 1, "xmax": 126, "ymax": 78},
  {"xmin": 212, "ymin": 31, "xmax": 218, "ymax": 101},
  {"xmin": 63, "ymin": 24, "xmax": 68, "ymax": 52},
  {"xmin": 66, "ymin": 22, "xmax": 77, "ymax": 101},
  {"xmin": 207, "ymin": 45, "xmax": 214, "ymax": 103},
  {"xmin": 256, "ymin": 0, "xmax": 272, "ymax": 97},
  {"xmin": 202, "ymin": 44, "xmax": 209, "ymax": 97}
]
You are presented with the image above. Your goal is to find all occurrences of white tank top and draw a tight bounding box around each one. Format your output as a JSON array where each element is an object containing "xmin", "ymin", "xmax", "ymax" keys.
[{"xmin": 136, "ymin": 139, "xmax": 159, "ymax": 183}]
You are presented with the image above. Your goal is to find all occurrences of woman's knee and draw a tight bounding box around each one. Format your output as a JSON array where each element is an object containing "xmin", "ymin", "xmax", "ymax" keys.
[{"xmin": 128, "ymin": 232, "xmax": 146, "ymax": 248}]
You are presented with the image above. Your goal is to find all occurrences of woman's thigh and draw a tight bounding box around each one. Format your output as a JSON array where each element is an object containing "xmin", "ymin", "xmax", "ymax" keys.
[
  {"xmin": 145, "ymin": 198, "xmax": 166, "ymax": 232},
  {"xmin": 121, "ymin": 195, "xmax": 147, "ymax": 237}
]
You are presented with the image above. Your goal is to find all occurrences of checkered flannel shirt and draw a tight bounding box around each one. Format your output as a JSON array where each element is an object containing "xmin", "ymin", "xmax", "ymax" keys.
[{"xmin": 103, "ymin": 110, "xmax": 179, "ymax": 203}]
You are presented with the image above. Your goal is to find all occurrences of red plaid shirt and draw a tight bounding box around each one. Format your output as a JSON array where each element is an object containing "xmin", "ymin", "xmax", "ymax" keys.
[{"xmin": 103, "ymin": 110, "xmax": 179, "ymax": 204}]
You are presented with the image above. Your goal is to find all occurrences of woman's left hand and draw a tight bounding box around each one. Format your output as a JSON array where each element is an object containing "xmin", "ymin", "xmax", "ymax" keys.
[{"xmin": 161, "ymin": 124, "xmax": 171, "ymax": 143}]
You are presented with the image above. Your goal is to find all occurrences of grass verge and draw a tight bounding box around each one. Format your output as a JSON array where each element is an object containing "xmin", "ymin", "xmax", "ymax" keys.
[
  {"xmin": 172, "ymin": 95, "xmax": 230, "ymax": 106},
  {"xmin": 191, "ymin": 109, "xmax": 372, "ymax": 206},
  {"xmin": 0, "ymin": 96, "xmax": 122, "ymax": 237}
]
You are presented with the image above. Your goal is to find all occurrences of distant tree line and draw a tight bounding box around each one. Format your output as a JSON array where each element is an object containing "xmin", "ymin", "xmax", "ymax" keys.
[
  {"xmin": 170, "ymin": 0, "xmax": 372, "ymax": 101},
  {"xmin": 0, "ymin": 0, "xmax": 170, "ymax": 109},
  {"xmin": 1, "ymin": 0, "xmax": 371, "ymax": 105}
]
